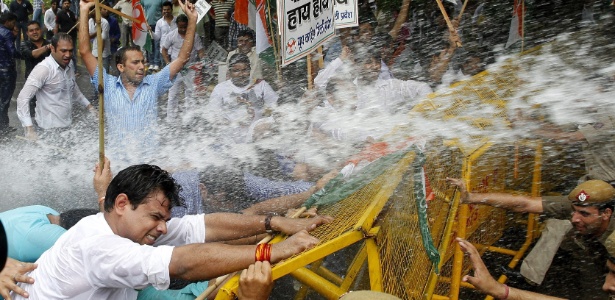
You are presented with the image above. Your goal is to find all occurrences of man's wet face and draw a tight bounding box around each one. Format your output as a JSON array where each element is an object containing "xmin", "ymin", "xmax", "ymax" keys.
[
  {"xmin": 229, "ymin": 62, "xmax": 251, "ymax": 87},
  {"xmin": 360, "ymin": 57, "xmax": 380, "ymax": 82},
  {"xmin": 236, "ymin": 35, "xmax": 253, "ymax": 54},
  {"xmin": 570, "ymin": 205, "xmax": 609, "ymax": 236},
  {"xmin": 120, "ymin": 190, "xmax": 171, "ymax": 245}
]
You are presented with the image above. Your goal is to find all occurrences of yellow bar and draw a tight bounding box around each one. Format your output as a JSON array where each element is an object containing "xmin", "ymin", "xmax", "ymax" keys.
[
  {"xmin": 214, "ymin": 274, "xmax": 240, "ymax": 300},
  {"xmin": 340, "ymin": 242, "xmax": 367, "ymax": 291},
  {"xmin": 366, "ymin": 238, "xmax": 383, "ymax": 291},
  {"xmin": 272, "ymin": 230, "xmax": 364, "ymax": 280},
  {"xmin": 356, "ymin": 152, "xmax": 416, "ymax": 232},
  {"xmin": 315, "ymin": 265, "xmax": 343, "ymax": 286},
  {"xmin": 290, "ymin": 267, "xmax": 346, "ymax": 299}
]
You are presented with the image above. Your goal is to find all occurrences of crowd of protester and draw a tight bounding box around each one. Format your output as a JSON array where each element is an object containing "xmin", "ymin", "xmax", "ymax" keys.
[{"xmin": 0, "ymin": 0, "xmax": 614, "ymax": 298}]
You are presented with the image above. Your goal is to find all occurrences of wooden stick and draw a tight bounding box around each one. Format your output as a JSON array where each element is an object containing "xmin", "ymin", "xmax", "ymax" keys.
[
  {"xmin": 94, "ymin": 0, "xmax": 106, "ymax": 167},
  {"xmin": 100, "ymin": 3, "xmax": 139, "ymax": 23},
  {"xmin": 434, "ymin": 0, "xmax": 462, "ymax": 48},
  {"xmin": 195, "ymin": 207, "xmax": 308, "ymax": 300},
  {"xmin": 456, "ymin": 0, "xmax": 469, "ymax": 21}
]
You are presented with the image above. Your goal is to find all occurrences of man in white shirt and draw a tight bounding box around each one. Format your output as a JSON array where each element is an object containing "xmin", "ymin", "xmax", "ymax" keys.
[
  {"xmin": 314, "ymin": 47, "xmax": 432, "ymax": 115},
  {"xmin": 161, "ymin": 14, "xmax": 203, "ymax": 122},
  {"xmin": 16, "ymin": 33, "xmax": 95, "ymax": 141},
  {"xmin": 225, "ymin": 29, "xmax": 262, "ymax": 82},
  {"xmin": 153, "ymin": 0, "xmax": 175, "ymax": 70},
  {"xmin": 112, "ymin": 0, "xmax": 133, "ymax": 47},
  {"xmin": 42, "ymin": 1, "xmax": 56, "ymax": 40},
  {"xmin": 12, "ymin": 162, "xmax": 330, "ymax": 299},
  {"xmin": 88, "ymin": 7, "xmax": 111, "ymax": 71},
  {"xmin": 207, "ymin": 53, "xmax": 278, "ymax": 144}
]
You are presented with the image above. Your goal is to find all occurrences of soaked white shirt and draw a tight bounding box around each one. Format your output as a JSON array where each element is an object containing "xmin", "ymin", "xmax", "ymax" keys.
[
  {"xmin": 12, "ymin": 213, "xmax": 205, "ymax": 300},
  {"xmin": 161, "ymin": 29, "xmax": 202, "ymax": 61},
  {"xmin": 207, "ymin": 79, "xmax": 278, "ymax": 144},
  {"xmin": 89, "ymin": 17, "xmax": 111, "ymax": 58},
  {"xmin": 16, "ymin": 56, "xmax": 90, "ymax": 129}
]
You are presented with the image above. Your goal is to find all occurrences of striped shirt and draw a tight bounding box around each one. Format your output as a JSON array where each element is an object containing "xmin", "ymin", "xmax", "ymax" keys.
[
  {"xmin": 91, "ymin": 65, "xmax": 174, "ymax": 164},
  {"xmin": 211, "ymin": 0, "xmax": 234, "ymax": 27}
]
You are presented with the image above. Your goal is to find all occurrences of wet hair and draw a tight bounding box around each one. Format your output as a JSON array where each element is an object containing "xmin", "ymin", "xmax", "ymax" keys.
[
  {"xmin": 104, "ymin": 164, "xmax": 184, "ymax": 212},
  {"xmin": 360, "ymin": 47, "xmax": 381, "ymax": 64},
  {"xmin": 26, "ymin": 20, "xmax": 40, "ymax": 28},
  {"xmin": 237, "ymin": 30, "xmax": 255, "ymax": 42},
  {"xmin": 162, "ymin": 1, "xmax": 172, "ymax": 9},
  {"xmin": 115, "ymin": 45, "xmax": 142, "ymax": 65},
  {"xmin": 0, "ymin": 12, "xmax": 17, "ymax": 25},
  {"xmin": 51, "ymin": 32, "xmax": 73, "ymax": 48},
  {"xmin": 59, "ymin": 209, "xmax": 99, "ymax": 229},
  {"xmin": 176, "ymin": 14, "xmax": 188, "ymax": 24},
  {"xmin": 62, "ymin": 0, "xmax": 70, "ymax": 4},
  {"xmin": 228, "ymin": 53, "xmax": 251, "ymax": 68}
]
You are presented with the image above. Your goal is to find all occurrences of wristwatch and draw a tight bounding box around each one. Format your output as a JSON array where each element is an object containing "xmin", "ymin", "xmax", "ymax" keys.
[{"xmin": 264, "ymin": 214, "xmax": 277, "ymax": 234}]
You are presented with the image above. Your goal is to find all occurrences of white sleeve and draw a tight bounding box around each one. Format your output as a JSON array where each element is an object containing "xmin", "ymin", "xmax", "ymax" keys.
[
  {"xmin": 154, "ymin": 214, "xmax": 206, "ymax": 246},
  {"xmin": 16, "ymin": 66, "xmax": 49, "ymax": 127},
  {"xmin": 81, "ymin": 236, "xmax": 175, "ymax": 290},
  {"xmin": 88, "ymin": 19, "xmax": 95, "ymax": 35},
  {"xmin": 193, "ymin": 33, "xmax": 203, "ymax": 51},
  {"xmin": 313, "ymin": 57, "xmax": 343, "ymax": 90},
  {"xmin": 154, "ymin": 19, "xmax": 162, "ymax": 40},
  {"xmin": 43, "ymin": 10, "xmax": 53, "ymax": 30},
  {"xmin": 102, "ymin": 19, "xmax": 109, "ymax": 39}
]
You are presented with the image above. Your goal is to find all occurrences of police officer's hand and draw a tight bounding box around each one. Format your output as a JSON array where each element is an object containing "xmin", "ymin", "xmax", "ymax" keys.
[
  {"xmin": 457, "ymin": 238, "xmax": 509, "ymax": 299},
  {"xmin": 446, "ymin": 177, "xmax": 469, "ymax": 203}
]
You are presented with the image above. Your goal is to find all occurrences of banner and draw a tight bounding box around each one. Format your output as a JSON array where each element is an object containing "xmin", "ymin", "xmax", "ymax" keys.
[
  {"xmin": 132, "ymin": 0, "xmax": 151, "ymax": 52},
  {"xmin": 333, "ymin": 0, "xmax": 358, "ymax": 29},
  {"xmin": 278, "ymin": 0, "xmax": 335, "ymax": 66}
]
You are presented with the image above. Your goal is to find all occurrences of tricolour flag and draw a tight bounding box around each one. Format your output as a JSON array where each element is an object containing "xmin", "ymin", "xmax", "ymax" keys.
[
  {"xmin": 254, "ymin": 0, "xmax": 271, "ymax": 54},
  {"xmin": 505, "ymin": 0, "xmax": 524, "ymax": 48},
  {"xmin": 132, "ymin": 0, "xmax": 151, "ymax": 52}
]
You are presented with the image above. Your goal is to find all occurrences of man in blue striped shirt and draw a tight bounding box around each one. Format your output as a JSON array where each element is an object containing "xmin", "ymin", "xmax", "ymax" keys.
[{"xmin": 78, "ymin": 0, "xmax": 198, "ymax": 164}]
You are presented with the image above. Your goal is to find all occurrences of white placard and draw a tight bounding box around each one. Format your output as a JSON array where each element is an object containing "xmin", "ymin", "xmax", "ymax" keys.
[
  {"xmin": 279, "ymin": 0, "xmax": 336, "ymax": 66},
  {"xmin": 194, "ymin": 0, "xmax": 212, "ymax": 24},
  {"xmin": 333, "ymin": 0, "xmax": 358, "ymax": 28}
]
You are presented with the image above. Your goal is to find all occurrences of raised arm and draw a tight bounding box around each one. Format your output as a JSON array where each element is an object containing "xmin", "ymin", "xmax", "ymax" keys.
[
  {"xmin": 446, "ymin": 178, "xmax": 543, "ymax": 213},
  {"xmin": 168, "ymin": 0, "xmax": 197, "ymax": 79},
  {"xmin": 457, "ymin": 238, "xmax": 565, "ymax": 300},
  {"xmin": 78, "ymin": 0, "xmax": 99, "ymax": 76}
]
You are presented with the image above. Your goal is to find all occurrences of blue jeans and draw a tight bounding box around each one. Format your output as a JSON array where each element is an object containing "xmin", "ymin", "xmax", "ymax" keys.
[
  {"xmin": 0, "ymin": 68, "xmax": 17, "ymax": 130},
  {"xmin": 32, "ymin": 8, "xmax": 42, "ymax": 25},
  {"xmin": 146, "ymin": 24, "xmax": 161, "ymax": 66}
]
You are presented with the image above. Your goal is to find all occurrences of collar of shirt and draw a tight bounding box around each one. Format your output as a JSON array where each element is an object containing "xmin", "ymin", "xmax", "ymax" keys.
[{"xmin": 112, "ymin": 72, "xmax": 154, "ymax": 90}]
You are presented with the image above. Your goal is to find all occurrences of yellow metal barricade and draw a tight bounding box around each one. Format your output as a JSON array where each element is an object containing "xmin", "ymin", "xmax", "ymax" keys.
[{"xmin": 213, "ymin": 53, "xmax": 549, "ymax": 300}]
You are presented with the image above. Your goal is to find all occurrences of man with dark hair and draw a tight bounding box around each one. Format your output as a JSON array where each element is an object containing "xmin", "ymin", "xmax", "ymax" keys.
[
  {"xmin": 20, "ymin": 20, "xmax": 50, "ymax": 117},
  {"xmin": 225, "ymin": 29, "xmax": 262, "ymax": 81},
  {"xmin": 448, "ymin": 178, "xmax": 615, "ymax": 299},
  {"xmin": 8, "ymin": 0, "xmax": 32, "ymax": 49},
  {"xmin": 0, "ymin": 12, "xmax": 19, "ymax": 135},
  {"xmin": 54, "ymin": 0, "xmax": 77, "ymax": 66},
  {"xmin": 207, "ymin": 53, "xmax": 278, "ymax": 144},
  {"xmin": 17, "ymin": 32, "xmax": 95, "ymax": 140},
  {"xmin": 79, "ymin": 0, "xmax": 197, "ymax": 164},
  {"xmin": 12, "ymin": 161, "xmax": 330, "ymax": 299},
  {"xmin": 153, "ymin": 0, "xmax": 175, "ymax": 70}
]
